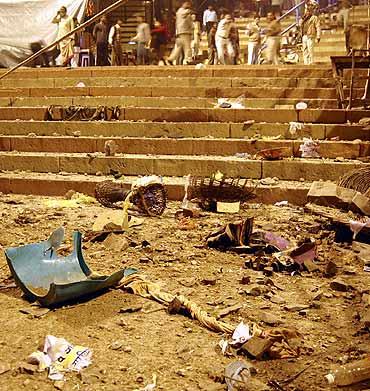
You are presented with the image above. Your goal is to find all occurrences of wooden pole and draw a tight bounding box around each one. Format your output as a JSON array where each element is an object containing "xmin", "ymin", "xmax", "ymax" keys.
[{"xmin": 0, "ymin": 0, "xmax": 129, "ymax": 81}]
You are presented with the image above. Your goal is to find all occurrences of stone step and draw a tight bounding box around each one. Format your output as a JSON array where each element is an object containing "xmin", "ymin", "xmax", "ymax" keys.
[
  {"xmin": 6, "ymin": 96, "xmax": 338, "ymax": 109},
  {"xmin": 0, "ymin": 136, "xmax": 368, "ymax": 159},
  {"xmin": 0, "ymin": 76, "xmax": 338, "ymax": 89},
  {"xmin": 0, "ymin": 65, "xmax": 334, "ymax": 79},
  {"xmin": 0, "ymin": 171, "xmax": 312, "ymax": 205},
  {"xmin": 0, "ymin": 121, "xmax": 367, "ymax": 141},
  {"xmin": 0, "ymin": 106, "xmax": 368, "ymax": 124},
  {"xmin": 0, "ymin": 151, "xmax": 367, "ymax": 181},
  {"xmin": 0, "ymin": 86, "xmax": 340, "ymax": 99}
]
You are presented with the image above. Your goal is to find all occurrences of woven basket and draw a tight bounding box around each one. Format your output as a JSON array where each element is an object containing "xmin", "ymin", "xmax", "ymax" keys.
[
  {"xmin": 338, "ymin": 167, "xmax": 370, "ymax": 197},
  {"xmin": 188, "ymin": 176, "xmax": 256, "ymax": 211}
]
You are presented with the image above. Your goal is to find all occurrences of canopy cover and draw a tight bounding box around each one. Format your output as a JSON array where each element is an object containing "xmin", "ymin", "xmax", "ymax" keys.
[{"xmin": 0, "ymin": 0, "xmax": 87, "ymax": 67}]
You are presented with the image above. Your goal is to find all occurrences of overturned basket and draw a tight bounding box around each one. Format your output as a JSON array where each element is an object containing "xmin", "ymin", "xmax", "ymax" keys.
[
  {"xmin": 188, "ymin": 176, "xmax": 256, "ymax": 211},
  {"xmin": 338, "ymin": 167, "xmax": 370, "ymax": 197},
  {"xmin": 95, "ymin": 181, "xmax": 167, "ymax": 216}
]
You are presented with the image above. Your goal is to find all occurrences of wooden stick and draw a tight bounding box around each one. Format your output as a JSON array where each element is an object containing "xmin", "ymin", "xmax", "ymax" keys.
[{"xmin": 0, "ymin": 0, "xmax": 128, "ymax": 81}]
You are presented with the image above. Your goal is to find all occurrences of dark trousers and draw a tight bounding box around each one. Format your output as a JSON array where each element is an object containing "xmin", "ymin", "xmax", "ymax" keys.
[
  {"xmin": 112, "ymin": 42, "xmax": 124, "ymax": 65},
  {"xmin": 96, "ymin": 42, "xmax": 109, "ymax": 66}
]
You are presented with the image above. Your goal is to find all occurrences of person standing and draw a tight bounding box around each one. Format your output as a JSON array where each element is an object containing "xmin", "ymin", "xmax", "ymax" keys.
[
  {"xmin": 228, "ymin": 20, "xmax": 240, "ymax": 65},
  {"xmin": 151, "ymin": 20, "xmax": 169, "ymax": 64},
  {"xmin": 93, "ymin": 16, "xmax": 109, "ymax": 66},
  {"xmin": 166, "ymin": 1, "xmax": 193, "ymax": 65},
  {"xmin": 203, "ymin": 4, "xmax": 218, "ymax": 33},
  {"xmin": 109, "ymin": 19, "xmax": 124, "ymax": 65},
  {"xmin": 246, "ymin": 15, "xmax": 261, "ymax": 64},
  {"xmin": 265, "ymin": 12, "xmax": 281, "ymax": 65},
  {"xmin": 215, "ymin": 13, "xmax": 233, "ymax": 64},
  {"xmin": 132, "ymin": 16, "xmax": 151, "ymax": 65},
  {"xmin": 191, "ymin": 13, "xmax": 201, "ymax": 60},
  {"xmin": 337, "ymin": 0, "xmax": 351, "ymax": 33},
  {"xmin": 52, "ymin": 6, "xmax": 75, "ymax": 66},
  {"xmin": 299, "ymin": 8, "xmax": 321, "ymax": 65},
  {"xmin": 207, "ymin": 22, "xmax": 217, "ymax": 65}
]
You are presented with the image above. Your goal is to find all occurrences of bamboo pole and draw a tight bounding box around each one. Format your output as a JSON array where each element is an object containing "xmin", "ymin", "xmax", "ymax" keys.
[{"xmin": 0, "ymin": 0, "xmax": 129, "ymax": 81}]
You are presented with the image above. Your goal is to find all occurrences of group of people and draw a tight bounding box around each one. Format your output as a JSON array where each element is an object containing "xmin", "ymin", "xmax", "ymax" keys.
[{"xmin": 50, "ymin": 0, "xmax": 327, "ymax": 68}]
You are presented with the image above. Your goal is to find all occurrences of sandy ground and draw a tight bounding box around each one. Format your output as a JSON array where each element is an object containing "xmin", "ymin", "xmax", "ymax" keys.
[{"xmin": 0, "ymin": 194, "xmax": 369, "ymax": 391}]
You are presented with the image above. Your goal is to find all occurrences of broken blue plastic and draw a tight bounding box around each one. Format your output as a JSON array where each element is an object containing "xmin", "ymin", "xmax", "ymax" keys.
[{"xmin": 5, "ymin": 230, "xmax": 137, "ymax": 307}]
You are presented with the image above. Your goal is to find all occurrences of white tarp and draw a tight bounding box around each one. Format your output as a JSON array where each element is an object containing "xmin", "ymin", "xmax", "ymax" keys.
[{"xmin": 0, "ymin": 0, "xmax": 87, "ymax": 67}]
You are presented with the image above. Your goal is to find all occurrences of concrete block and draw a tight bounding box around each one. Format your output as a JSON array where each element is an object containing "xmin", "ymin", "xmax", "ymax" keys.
[
  {"xmin": 325, "ymin": 125, "xmax": 370, "ymax": 141},
  {"xmin": 124, "ymin": 108, "xmax": 209, "ymax": 122},
  {"xmin": 89, "ymin": 86, "xmax": 150, "ymax": 97},
  {"xmin": 59, "ymin": 155, "xmax": 126, "ymax": 175},
  {"xmin": 0, "ymin": 137, "xmax": 11, "ymax": 151},
  {"xmin": 10, "ymin": 136, "xmax": 97, "ymax": 153},
  {"xmin": 0, "ymin": 88, "xmax": 29, "ymax": 97},
  {"xmin": 231, "ymin": 77, "xmax": 295, "ymax": 88},
  {"xmin": 347, "ymin": 110, "xmax": 370, "ymax": 123},
  {"xmin": 11, "ymin": 97, "xmax": 73, "ymax": 107},
  {"xmin": 235, "ymin": 109, "xmax": 297, "ymax": 123},
  {"xmin": 208, "ymin": 109, "xmax": 236, "ymax": 122},
  {"xmin": 0, "ymin": 107, "xmax": 47, "ymax": 120},
  {"xmin": 263, "ymin": 159, "xmax": 364, "ymax": 181},
  {"xmin": 153, "ymin": 156, "xmax": 262, "ymax": 178},
  {"xmin": 299, "ymin": 109, "xmax": 346, "ymax": 124},
  {"xmin": 297, "ymin": 78, "xmax": 335, "ymax": 88},
  {"xmin": 293, "ymin": 140, "xmax": 360, "ymax": 159},
  {"xmin": 0, "ymin": 98, "xmax": 11, "ymax": 107},
  {"xmin": 213, "ymin": 68, "xmax": 278, "ymax": 78},
  {"xmin": 1, "ymin": 78, "xmax": 54, "ymax": 88},
  {"xmin": 29, "ymin": 87, "xmax": 90, "ymax": 97},
  {"xmin": 0, "ymin": 153, "xmax": 59, "ymax": 172},
  {"xmin": 360, "ymin": 142, "xmax": 370, "ymax": 157},
  {"xmin": 0, "ymin": 177, "xmax": 11, "ymax": 193}
]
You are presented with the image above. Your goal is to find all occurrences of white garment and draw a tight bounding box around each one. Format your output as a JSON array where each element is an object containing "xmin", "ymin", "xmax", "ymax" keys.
[
  {"xmin": 133, "ymin": 22, "xmax": 151, "ymax": 43},
  {"xmin": 302, "ymin": 34, "xmax": 315, "ymax": 64},
  {"xmin": 216, "ymin": 36, "xmax": 228, "ymax": 64},
  {"xmin": 216, "ymin": 19, "xmax": 232, "ymax": 40},
  {"xmin": 203, "ymin": 9, "xmax": 218, "ymax": 26},
  {"xmin": 108, "ymin": 24, "xmax": 119, "ymax": 44},
  {"xmin": 266, "ymin": 36, "xmax": 280, "ymax": 65},
  {"xmin": 247, "ymin": 42, "xmax": 259, "ymax": 64}
]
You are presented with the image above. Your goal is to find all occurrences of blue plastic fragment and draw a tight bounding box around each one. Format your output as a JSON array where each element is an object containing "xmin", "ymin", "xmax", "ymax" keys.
[{"xmin": 5, "ymin": 230, "xmax": 137, "ymax": 307}]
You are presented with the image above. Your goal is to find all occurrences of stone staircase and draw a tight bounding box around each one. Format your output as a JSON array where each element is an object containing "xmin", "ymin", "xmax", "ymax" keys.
[{"xmin": 0, "ymin": 65, "xmax": 369, "ymax": 205}]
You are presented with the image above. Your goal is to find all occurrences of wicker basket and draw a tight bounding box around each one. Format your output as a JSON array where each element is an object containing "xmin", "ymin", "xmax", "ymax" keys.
[
  {"xmin": 338, "ymin": 167, "xmax": 370, "ymax": 197},
  {"xmin": 188, "ymin": 176, "xmax": 256, "ymax": 211},
  {"xmin": 95, "ymin": 180, "xmax": 167, "ymax": 216}
]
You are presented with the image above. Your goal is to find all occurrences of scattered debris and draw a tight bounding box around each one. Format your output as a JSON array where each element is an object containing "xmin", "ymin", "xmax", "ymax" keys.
[
  {"xmin": 134, "ymin": 374, "xmax": 157, "ymax": 391},
  {"xmin": 289, "ymin": 121, "xmax": 305, "ymax": 136},
  {"xmin": 224, "ymin": 360, "xmax": 253, "ymax": 391},
  {"xmin": 299, "ymin": 138, "xmax": 320, "ymax": 158},
  {"xmin": 46, "ymin": 105, "xmax": 121, "ymax": 121},
  {"xmin": 255, "ymin": 147, "xmax": 290, "ymax": 160},
  {"xmin": 44, "ymin": 193, "xmax": 96, "ymax": 208},
  {"xmin": 104, "ymin": 140, "xmax": 118, "ymax": 156},
  {"xmin": 220, "ymin": 322, "xmax": 301, "ymax": 360},
  {"xmin": 216, "ymin": 95, "xmax": 245, "ymax": 109},
  {"xmin": 28, "ymin": 335, "xmax": 92, "ymax": 381}
]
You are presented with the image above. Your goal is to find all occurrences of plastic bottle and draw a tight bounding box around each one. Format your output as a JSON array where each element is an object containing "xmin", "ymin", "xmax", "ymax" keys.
[{"xmin": 325, "ymin": 357, "xmax": 370, "ymax": 386}]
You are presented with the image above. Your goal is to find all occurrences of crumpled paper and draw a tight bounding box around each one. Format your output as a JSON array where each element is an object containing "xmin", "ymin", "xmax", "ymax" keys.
[
  {"xmin": 219, "ymin": 321, "xmax": 252, "ymax": 354},
  {"xmin": 299, "ymin": 138, "xmax": 320, "ymax": 158},
  {"xmin": 289, "ymin": 121, "xmax": 305, "ymax": 135},
  {"xmin": 28, "ymin": 335, "xmax": 92, "ymax": 381},
  {"xmin": 349, "ymin": 219, "xmax": 370, "ymax": 239}
]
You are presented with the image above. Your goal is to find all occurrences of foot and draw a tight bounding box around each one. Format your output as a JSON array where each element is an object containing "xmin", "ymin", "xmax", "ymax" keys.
[{"xmin": 165, "ymin": 59, "xmax": 173, "ymax": 66}]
